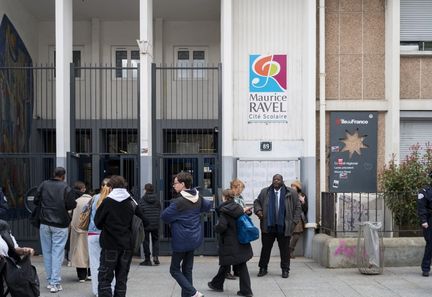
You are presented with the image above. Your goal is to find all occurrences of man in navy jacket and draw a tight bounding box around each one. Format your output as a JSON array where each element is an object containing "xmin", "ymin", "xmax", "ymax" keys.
[{"xmin": 161, "ymin": 172, "xmax": 211, "ymax": 297}]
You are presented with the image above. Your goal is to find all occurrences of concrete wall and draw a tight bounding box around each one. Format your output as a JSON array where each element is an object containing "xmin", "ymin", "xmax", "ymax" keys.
[
  {"xmin": 324, "ymin": 0, "xmax": 385, "ymax": 100},
  {"xmin": 312, "ymin": 234, "xmax": 425, "ymax": 268},
  {"xmin": 400, "ymin": 56, "xmax": 432, "ymax": 99},
  {"xmin": 0, "ymin": 0, "xmax": 38, "ymax": 61}
]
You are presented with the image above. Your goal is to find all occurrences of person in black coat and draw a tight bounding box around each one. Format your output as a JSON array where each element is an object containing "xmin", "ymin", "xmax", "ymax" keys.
[
  {"xmin": 208, "ymin": 189, "xmax": 253, "ymax": 297},
  {"xmin": 138, "ymin": 183, "xmax": 161, "ymax": 266}
]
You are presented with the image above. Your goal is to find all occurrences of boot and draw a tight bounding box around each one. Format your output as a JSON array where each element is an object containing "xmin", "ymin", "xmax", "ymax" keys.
[
  {"xmin": 153, "ymin": 256, "xmax": 160, "ymax": 265},
  {"xmin": 140, "ymin": 258, "xmax": 152, "ymax": 266}
]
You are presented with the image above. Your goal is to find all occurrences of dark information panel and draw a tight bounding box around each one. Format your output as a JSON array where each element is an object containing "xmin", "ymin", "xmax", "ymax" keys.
[{"xmin": 329, "ymin": 112, "xmax": 377, "ymax": 193}]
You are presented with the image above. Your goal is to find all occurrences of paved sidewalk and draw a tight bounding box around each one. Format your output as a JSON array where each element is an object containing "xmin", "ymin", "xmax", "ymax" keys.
[{"xmin": 32, "ymin": 256, "xmax": 431, "ymax": 297}]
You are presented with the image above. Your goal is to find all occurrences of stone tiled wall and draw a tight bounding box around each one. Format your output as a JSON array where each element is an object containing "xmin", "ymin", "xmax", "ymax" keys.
[
  {"xmin": 400, "ymin": 56, "xmax": 432, "ymax": 99},
  {"xmin": 324, "ymin": 0, "xmax": 385, "ymax": 100}
]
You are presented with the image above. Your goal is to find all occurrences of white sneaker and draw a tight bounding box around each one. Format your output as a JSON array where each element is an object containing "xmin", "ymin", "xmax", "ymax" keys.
[
  {"xmin": 47, "ymin": 284, "xmax": 54, "ymax": 290},
  {"xmin": 191, "ymin": 291, "xmax": 204, "ymax": 297},
  {"xmin": 50, "ymin": 284, "xmax": 63, "ymax": 293}
]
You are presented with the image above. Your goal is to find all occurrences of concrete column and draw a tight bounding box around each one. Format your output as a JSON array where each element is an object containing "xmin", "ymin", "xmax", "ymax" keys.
[
  {"xmin": 139, "ymin": 0, "xmax": 153, "ymax": 195},
  {"xmin": 55, "ymin": 0, "xmax": 73, "ymax": 169},
  {"xmin": 91, "ymin": 18, "xmax": 100, "ymax": 65},
  {"xmin": 154, "ymin": 18, "xmax": 163, "ymax": 64},
  {"xmin": 91, "ymin": 18, "xmax": 101, "ymax": 190},
  {"xmin": 221, "ymin": 0, "xmax": 234, "ymax": 188},
  {"xmin": 302, "ymin": 0, "xmax": 317, "ymax": 258},
  {"xmin": 385, "ymin": 0, "xmax": 400, "ymax": 164}
]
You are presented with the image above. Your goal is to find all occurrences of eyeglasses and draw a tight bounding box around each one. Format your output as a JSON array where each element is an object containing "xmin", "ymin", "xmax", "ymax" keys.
[{"xmin": 173, "ymin": 181, "xmax": 181, "ymax": 185}]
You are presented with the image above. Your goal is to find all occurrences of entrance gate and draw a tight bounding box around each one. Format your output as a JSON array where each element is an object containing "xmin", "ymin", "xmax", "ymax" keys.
[
  {"xmin": 152, "ymin": 63, "xmax": 222, "ymax": 255},
  {"xmin": 68, "ymin": 64, "xmax": 140, "ymax": 197}
]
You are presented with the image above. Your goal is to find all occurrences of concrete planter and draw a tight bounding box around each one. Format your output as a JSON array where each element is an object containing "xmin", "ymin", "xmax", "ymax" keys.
[{"xmin": 312, "ymin": 234, "xmax": 425, "ymax": 268}]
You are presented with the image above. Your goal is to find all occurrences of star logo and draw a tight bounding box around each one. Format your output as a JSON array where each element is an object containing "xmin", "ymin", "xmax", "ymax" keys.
[{"xmin": 339, "ymin": 129, "xmax": 368, "ymax": 158}]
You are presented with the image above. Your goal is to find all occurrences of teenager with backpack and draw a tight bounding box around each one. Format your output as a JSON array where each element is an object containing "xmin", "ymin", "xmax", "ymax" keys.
[
  {"xmin": 94, "ymin": 176, "xmax": 148, "ymax": 297},
  {"xmin": 207, "ymin": 189, "xmax": 253, "ymax": 297}
]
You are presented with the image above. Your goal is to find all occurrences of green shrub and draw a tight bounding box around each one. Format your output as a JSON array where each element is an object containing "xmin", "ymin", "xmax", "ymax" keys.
[{"xmin": 379, "ymin": 144, "xmax": 432, "ymax": 226}]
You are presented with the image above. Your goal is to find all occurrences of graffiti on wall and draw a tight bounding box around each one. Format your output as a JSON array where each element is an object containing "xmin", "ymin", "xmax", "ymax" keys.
[{"xmin": 0, "ymin": 14, "xmax": 33, "ymax": 211}]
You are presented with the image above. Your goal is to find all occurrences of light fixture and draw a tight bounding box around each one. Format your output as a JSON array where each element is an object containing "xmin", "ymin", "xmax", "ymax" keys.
[{"xmin": 136, "ymin": 40, "xmax": 153, "ymax": 57}]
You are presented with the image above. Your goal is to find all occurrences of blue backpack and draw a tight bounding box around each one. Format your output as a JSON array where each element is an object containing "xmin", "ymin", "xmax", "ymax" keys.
[{"xmin": 236, "ymin": 214, "xmax": 259, "ymax": 244}]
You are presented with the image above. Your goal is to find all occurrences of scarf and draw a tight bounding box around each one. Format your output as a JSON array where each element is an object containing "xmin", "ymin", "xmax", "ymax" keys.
[{"xmin": 266, "ymin": 186, "xmax": 286, "ymax": 234}]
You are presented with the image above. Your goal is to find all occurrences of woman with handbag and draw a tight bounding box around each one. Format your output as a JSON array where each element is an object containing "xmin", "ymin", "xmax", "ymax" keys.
[
  {"xmin": 69, "ymin": 181, "xmax": 92, "ymax": 282},
  {"xmin": 85, "ymin": 178, "xmax": 113, "ymax": 297}
]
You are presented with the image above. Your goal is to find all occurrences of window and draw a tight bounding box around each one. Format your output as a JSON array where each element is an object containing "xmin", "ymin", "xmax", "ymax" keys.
[
  {"xmin": 163, "ymin": 129, "xmax": 217, "ymax": 154},
  {"xmin": 112, "ymin": 47, "xmax": 139, "ymax": 79},
  {"xmin": 102, "ymin": 129, "xmax": 138, "ymax": 154},
  {"xmin": 400, "ymin": 0, "xmax": 432, "ymax": 51},
  {"xmin": 174, "ymin": 47, "xmax": 208, "ymax": 79},
  {"xmin": 49, "ymin": 46, "xmax": 83, "ymax": 78}
]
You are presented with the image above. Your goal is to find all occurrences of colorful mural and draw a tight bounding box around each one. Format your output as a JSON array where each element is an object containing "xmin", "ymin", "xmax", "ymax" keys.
[{"xmin": 0, "ymin": 14, "xmax": 33, "ymax": 211}]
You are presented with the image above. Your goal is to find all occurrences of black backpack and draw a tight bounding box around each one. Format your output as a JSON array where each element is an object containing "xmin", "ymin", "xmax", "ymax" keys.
[
  {"xmin": 2, "ymin": 255, "xmax": 40, "ymax": 297},
  {"xmin": 0, "ymin": 220, "xmax": 39, "ymax": 297}
]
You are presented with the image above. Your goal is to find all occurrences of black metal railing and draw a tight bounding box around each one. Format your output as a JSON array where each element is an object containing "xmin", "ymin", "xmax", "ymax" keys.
[{"xmin": 320, "ymin": 192, "xmax": 422, "ymax": 237}]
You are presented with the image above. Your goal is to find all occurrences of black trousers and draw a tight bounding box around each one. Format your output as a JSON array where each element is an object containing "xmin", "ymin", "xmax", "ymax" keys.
[
  {"xmin": 76, "ymin": 267, "xmax": 90, "ymax": 281},
  {"xmin": 98, "ymin": 249, "xmax": 133, "ymax": 297},
  {"xmin": 259, "ymin": 232, "xmax": 291, "ymax": 271},
  {"xmin": 143, "ymin": 229, "xmax": 160, "ymax": 258},
  {"xmin": 209, "ymin": 262, "xmax": 252, "ymax": 295},
  {"xmin": 422, "ymin": 217, "xmax": 432, "ymax": 272}
]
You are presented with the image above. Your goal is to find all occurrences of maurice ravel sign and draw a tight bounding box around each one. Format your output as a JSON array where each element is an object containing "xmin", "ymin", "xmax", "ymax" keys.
[
  {"xmin": 248, "ymin": 54, "xmax": 288, "ymax": 123},
  {"xmin": 329, "ymin": 112, "xmax": 378, "ymax": 193}
]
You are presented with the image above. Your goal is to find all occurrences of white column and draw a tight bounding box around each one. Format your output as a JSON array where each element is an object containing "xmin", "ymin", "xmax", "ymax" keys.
[
  {"xmin": 55, "ymin": 0, "xmax": 73, "ymax": 168},
  {"xmin": 154, "ymin": 18, "xmax": 163, "ymax": 64},
  {"xmin": 91, "ymin": 18, "xmax": 100, "ymax": 64},
  {"xmin": 302, "ymin": 0, "xmax": 317, "ymax": 258},
  {"xmin": 139, "ymin": 0, "xmax": 153, "ymax": 193},
  {"xmin": 221, "ymin": 0, "xmax": 234, "ymax": 188},
  {"xmin": 319, "ymin": 0, "xmax": 326, "ymax": 193},
  {"xmin": 385, "ymin": 0, "xmax": 400, "ymax": 164},
  {"xmin": 91, "ymin": 18, "xmax": 101, "ymax": 190}
]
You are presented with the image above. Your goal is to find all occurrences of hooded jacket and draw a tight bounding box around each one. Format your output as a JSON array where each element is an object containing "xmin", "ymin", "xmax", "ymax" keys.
[
  {"xmin": 94, "ymin": 188, "xmax": 147, "ymax": 250},
  {"xmin": 215, "ymin": 200, "xmax": 253, "ymax": 266},
  {"xmin": 161, "ymin": 189, "xmax": 211, "ymax": 252},
  {"xmin": 138, "ymin": 192, "xmax": 161, "ymax": 231}
]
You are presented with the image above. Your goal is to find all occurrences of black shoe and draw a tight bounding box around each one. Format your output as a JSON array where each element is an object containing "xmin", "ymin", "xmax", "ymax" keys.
[
  {"xmin": 139, "ymin": 259, "xmax": 152, "ymax": 266},
  {"xmin": 282, "ymin": 270, "xmax": 289, "ymax": 278},
  {"xmin": 422, "ymin": 271, "xmax": 429, "ymax": 277},
  {"xmin": 208, "ymin": 282, "xmax": 223, "ymax": 292},
  {"xmin": 257, "ymin": 268, "xmax": 267, "ymax": 277},
  {"xmin": 237, "ymin": 291, "xmax": 253, "ymax": 297},
  {"xmin": 225, "ymin": 272, "xmax": 236, "ymax": 280},
  {"xmin": 153, "ymin": 256, "xmax": 160, "ymax": 265}
]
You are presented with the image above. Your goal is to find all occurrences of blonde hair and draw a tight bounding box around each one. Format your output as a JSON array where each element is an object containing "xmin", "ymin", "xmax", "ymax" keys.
[
  {"xmin": 96, "ymin": 178, "xmax": 111, "ymax": 208},
  {"xmin": 230, "ymin": 178, "xmax": 245, "ymax": 196}
]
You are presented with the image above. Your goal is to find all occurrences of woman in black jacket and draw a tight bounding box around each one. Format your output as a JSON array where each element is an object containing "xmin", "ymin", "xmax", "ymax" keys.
[{"xmin": 208, "ymin": 189, "xmax": 253, "ymax": 297}]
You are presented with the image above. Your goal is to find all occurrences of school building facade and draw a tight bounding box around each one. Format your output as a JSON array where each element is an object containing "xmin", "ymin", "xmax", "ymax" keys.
[{"xmin": 0, "ymin": 0, "xmax": 431, "ymax": 256}]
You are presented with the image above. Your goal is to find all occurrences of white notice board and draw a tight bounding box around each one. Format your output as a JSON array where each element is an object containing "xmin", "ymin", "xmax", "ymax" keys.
[{"xmin": 237, "ymin": 160, "xmax": 300, "ymax": 204}]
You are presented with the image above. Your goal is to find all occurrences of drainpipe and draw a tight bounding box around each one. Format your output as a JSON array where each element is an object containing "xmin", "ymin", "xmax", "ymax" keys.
[{"xmin": 319, "ymin": 0, "xmax": 326, "ymax": 212}]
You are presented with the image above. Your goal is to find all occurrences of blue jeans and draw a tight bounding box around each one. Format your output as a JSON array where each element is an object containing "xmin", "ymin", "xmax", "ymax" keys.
[
  {"xmin": 39, "ymin": 224, "xmax": 68, "ymax": 285},
  {"xmin": 170, "ymin": 250, "xmax": 196, "ymax": 297}
]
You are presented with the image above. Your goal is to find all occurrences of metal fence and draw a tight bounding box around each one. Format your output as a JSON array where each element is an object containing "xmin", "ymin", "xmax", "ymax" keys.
[
  {"xmin": 320, "ymin": 192, "xmax": 422, "ymax": 237},
  {"xmin": 152, "ymin": 64, "xmax": 221, "ymax": 255}
]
